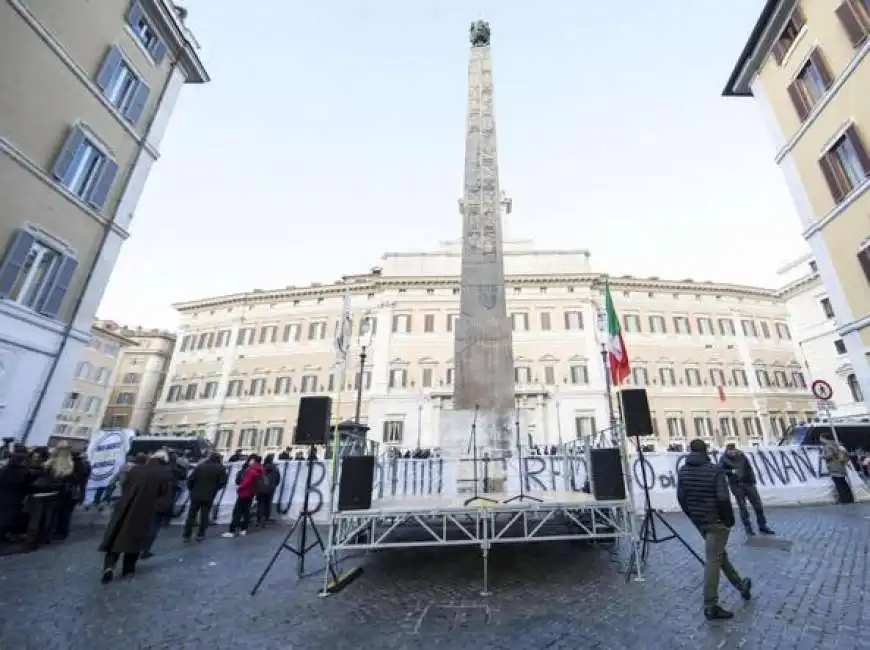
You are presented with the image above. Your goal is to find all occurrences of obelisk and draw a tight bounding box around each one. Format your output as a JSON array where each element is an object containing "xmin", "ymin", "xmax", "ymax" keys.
[{"xmin": 441, "ymin": 20, "xmax": 515, "ymax": 491}]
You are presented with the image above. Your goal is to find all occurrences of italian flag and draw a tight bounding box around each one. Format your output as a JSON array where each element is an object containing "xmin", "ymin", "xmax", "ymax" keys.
[{"xmin": 605, "ymin": 282, "xmax": 630, "ymax": 386}]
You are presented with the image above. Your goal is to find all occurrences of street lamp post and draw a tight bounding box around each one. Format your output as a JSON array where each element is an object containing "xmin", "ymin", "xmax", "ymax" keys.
[{"xmin": 354, "ymin": 314, "xmax": 375, "ymax": 424}]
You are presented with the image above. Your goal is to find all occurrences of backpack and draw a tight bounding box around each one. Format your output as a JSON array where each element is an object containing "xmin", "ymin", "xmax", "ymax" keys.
[{"xmin": 255, "ymin": 469, "xmax": 274, "ymax": 494}]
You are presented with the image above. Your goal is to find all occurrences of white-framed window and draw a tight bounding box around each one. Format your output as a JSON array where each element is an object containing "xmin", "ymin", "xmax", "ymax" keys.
[
  {"xmin": 445, "ymin": 368, "xmax": 454, "ymax": 385},
  {"xmin": 693, "ymin": 415, "xmax": 713, "ymax": 438},
  {"xmin": 274, "ymin": 376, "xmax": 292, "ymax": 395},
  {"xmin": 180, "ymin": 335, "xmax": 193, "ymax": 351},
  {"xmin": 238, "ymin": 427, "xmax": 259, "ymax": 449},
  {"xmin": 62, "ymin": 392, "xmax": 81, "ymax": 410},
  {"xmin": 718, "ymin": 318, "xmax": 736, "ymax": 336},
  {"xmin": 74, "ymin": 361, "xmax": 92, "ymax": 379},
  {"xmin": 383, "ymin": 420, "xmax": 404, "ymax": 444},
  {"xmin": 511, "ymin": 313, "xmax": 529, "ymax": 332},
  {"xmin": 696, "ymin": 317, "xmax": 714, "ymax": 335},
  {"xmin": 392, "ymin": 314, "xmax": 412, "ymax": 333},
  {"xmin": 281, "ymin": 323, "xmax": 300, "ymax": 342},
  {"xmin": 848, "ymin": 374, "xmax": 864, "ymax": 403},
  {"xmin": 543, "ymin": 366, "xmax": 555, "ymax": 385},
  {"xmin": 421, "ymin": 367, "xmax": 433, "ymax": 388},
  {"xmin": 732, "ymin": 368, "xmax": 748, "ymax": 386},
  {"xmin": 574, "ymin": 413, "xmax": 597, "ymax": 439},
  {"xmin": 307, "ymin": 321, "xmax": 326, "ymax": 340},
  {"xmin": 563, "ymin": 311, "xmax": 583, "ymax": 330},
  {"xmin": 665, "ymin": 414, "xmax": 686, "ymax": 439},
  {"xmin": 0, "ymin": 229, "xmax": 78, "ymax": 319},
  {"xmin": 52, "ymin": 126, "xmax": 119, "ymax": 211},
  {"xmin": 539, "ymin": 312, "xmax": 551, "ymax": 331},
  {"xmin": 248, "ymin": 378, "xmax": 265, "ymax": 396},
  {"xmin": 792, "ymin": 371, "xmax": 807, "ymax": 389},
  {"xmin": 775, "ymin": 322, "xmax": 792, "ymax": 340},
  {"xmin": 685, "ymin": 367, "xmax": 701, "ymax": 386},
  {"xmin": 631, "ymin": 366, "xmax": 648, "ymax": 386},
  {"xmin": 569, "ymin": 364, "xmax": 588, "ymax": 385},
  {"xmin": 184, "ymin": 383, "xmax": 198, "ymax": 400},
  {"xmin": 95, "ymin": 367, "xmax": 111, "ymax": 385},
  {"xmin": 423, "ymin": 314, "xmax": 435, "ymax": 333},
  {"xmin": 76, "ymin": 426, "xmax": 92, "ymax": 439},
  {"xmin": 126, "ymin": 2, "xmax": 168, "ymax": 62},
  {"xmin": 225, "ymin": 379, "xmax": 243, "ymax": 398},
  {"xmin": 718, "ymin": 414, "xmax": 737, "ymax": 438},
  {"xmin": 623, "ymin": 314, "xmax": 641, "ymax": 333},
  {"xmin": 202, "ymin": 381, "xmax": 219, "ymax": 399},
  {"xmin": 389, "ymin": 368, "xmax": 407, "ymax": 389},
  {"xmin": 742, "ymin": 415, "xmax": 762, "ymax": 439},
  {"xmin": 166, "ymin": 385, "xmax": 183, "ymax": 402},
  {"xmin": 755, "ymin": 368, "xmax": 771, "ymax": 388},
  {"xmin": 446, "ymin": 313, "xmax": 456, "ymax": 332},
  {"xmin": 122, "ymin": 372, "xmax": 140, "ymax": 384},
  {"xmin": 259, "ymin": 325, "xmax": 278, "ymax": 344},
  {"xmin": 709, "ymin": 367, "xmax": 725, "ymax": 386},
  {"xmin": 741, "ymin": 319, "xmax": 757, "ymax": 337},
  {"xmin": 85, "ymin": 396, "xmax": 102, "ymax": 414},
  {"xmin": 95, "ymin": 46, "xmax": 150, "ymax": 124},
  {"xmin": 236, "ymin": 327, "xmax": 255, "ymax": 345},
  {"xmin": 773, "ymin": 370, "xmax": 788, "ymax": 388},
  {"xmin": 648, "ymin": 315, "xmax": 666, "ymax": 334},
  {"xmin": 264, "ymin": 426, "xmax": 284, "ymax": 448},
  {"xmin": 514, "ymin": 366, "xmax": 531, "ymax": 383},
  {"xmin": 673, "ymin": 316, "xmax": 691, "ymax": 334},
  {"xmin": 300, "ymin": 374, "xmax": 318, "ymax": 393},
  {"xmin": 659, "ymin": 367, "xmax": 676, "ymax": 386},
  {"xmin": 115, "ymin": 392, "xmax": 135, "ymax": 405},
  {"xmin": 216, "ymin": 329, "xmax": 232, "ymax": 347},
  {"xmin": 354, "ymin": 370, "xmax": 372, "ymax": 390}
]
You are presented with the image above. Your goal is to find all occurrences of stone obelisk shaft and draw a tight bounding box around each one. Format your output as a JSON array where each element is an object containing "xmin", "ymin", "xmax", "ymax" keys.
[{"xmin": 452, "ymin": 32, "xmax": 514, "ymax": 458}]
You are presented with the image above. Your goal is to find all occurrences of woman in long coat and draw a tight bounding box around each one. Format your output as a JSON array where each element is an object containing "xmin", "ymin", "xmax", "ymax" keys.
[{"xmin": 98, "ymin": 450, "xmax": 173, "ymax": 583}]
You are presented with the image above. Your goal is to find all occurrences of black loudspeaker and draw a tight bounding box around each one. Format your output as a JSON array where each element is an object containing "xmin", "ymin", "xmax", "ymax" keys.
[
  {"xmin": 338, "ymin": 455, "xmax": 375, "ymax": 511},
  {"xmin": 589, "ymin": 448, "xmax": 626, "ymax": 501},
  {"xmin": 619, "ymin": 388, "xmax": 653, "ymax": 438},
  {"xmin": 294, "ymin": 396, "xmax": 332, "ymax": 445}
]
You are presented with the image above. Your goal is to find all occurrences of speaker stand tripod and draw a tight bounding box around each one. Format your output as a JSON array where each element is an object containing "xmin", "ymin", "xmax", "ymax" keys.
[
  {"xmin": 251, "ymin": 447, "xmax": 362, "ymax": 596},
  {"xmin": 502, "ymin": 407, "xmax": 541, "ymax": 504},
  {"xmin": 464, "ymin": 405, "xmax": 497, "ymax": 506},
  {"xmin": 626, "ymin": 438, "xmax": 703, "ymax": 581}
]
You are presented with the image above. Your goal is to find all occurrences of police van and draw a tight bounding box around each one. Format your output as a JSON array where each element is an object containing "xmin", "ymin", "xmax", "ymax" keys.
[{"xmin": 778, "ymin": 420, "xmax": 870, "ymax": 453}]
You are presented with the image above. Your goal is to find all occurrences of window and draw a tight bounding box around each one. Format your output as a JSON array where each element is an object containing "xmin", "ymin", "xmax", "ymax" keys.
[
  {"xmin": 574, "ymin": 414, "xmax": 597, "ymax": 439},
  {"xmin": 741, "ymin": 319, "xmax": 757, "ymax": 337},
  {"xmin": 327, "ymin": 373, "xmax": 336, "ymax": 392},
  {"xmin": 564, "ymin": 311, "xmax": 583, "ymax": 330},
  {"xmin": 103, "ymin": 343, "xmax": 120, "ymax": 358},
  {"xmin": 787, "ymin": 51, "xmax": 833, "ymax": 121},
  {"xmin": 122, "ymin": 372, "xmax": 140, "ymax": 384},
  {"xmin": 755, "ymin": 369, "xmax": 771, "ymax": 388},
  {"xmin": 773, "ymin": 370, "xmax": 789, "ymax": 388},
  {"xmin": 85, "ymin": 396, "xmax": 102, "ymax": 414},
  {"xmin": 264, "ymin": 427, "xmax": 284, "ymax": 448},
  {"xmin": 115, "ymin": 392, "xmax": 135, "ymax": 405},
  {"xmin": 673, "ymin": 316, "xmax": 691, "ymax": 335},
  {"xmin": 274, "ymin": 376, "xmax": 291, "ymax": 395},
  {"xmin": 446, "ymin": 314, "xmax": 456, "ymax": 332},
  {"xmin": 52, "ymin": 127, "xmax": 118, "ymax": 210},
  {"xmin": 834, "ymin": 339, "xmax": 847, "ymax": 355},
  {"xmin": 259, "ymin": 325, "xmax": 277, "ymax": 344},
  {"xmin": 184, "ymin": 383, "xmax": 198, "ymax": 400},
  {"xmin": 709, "ymin": 368, "xmax": 726, "ymax": 386},
  {"xmin": 307, "ymin": 322, "xmax": 326, "ymax": 340},
  {"xmin": 860, "ymin": 244, "xmax": 870, "ymax": 285},
  {"xmin": 166, "ymin": 385, "xmax": 182, "ymax": 402},
  {"xmin": 648, "ymin": 315, "xmax": 666, "ymax": 334},
  {"xmin": 659, "ymin": 367, "xmax": 676, "ymax": 386},
  {"xmin": 238, "ymin": 427, "xmax": 259, "ymax": 450},
  {"xmin": 196, "ymin": 333, "xmax": 208, "ymax": 349},
  {"xmin": 249, "ymin": 378, "xmax": 265, "ymax": 396},
  {"xmin": 760, "ymin": 322, "xmax": 771, "ymax": 339},
  {"xmin": 696, "ymin": 317, "xmax": 713, "ymax": 335},
  {"xmin": 0, "ymin": 229, "xmax": 77, "ymax": 318},
  {"xmin": 820, "ymin": 298, "xmax": 835, "ymax": 319},
  {"xmin": 848, "ymin": 374, "xmax": 864, "ymax": 402},
  {"xmin": 719, "ymin": 415, "xmax": 737, "ymax": 438},
  {"xmin": 820, "ymin": 126, "xmax": 870, "ymax": 203},
  {"xmin": 392, "ymin": 314, "xmax": 411, "ymax": 333},
  {"xmin": 300, "ymin": 375, "xmax": 317, "ymax": 393},
  {"xmin": 62, "ymin": 392, "xmax": 81, "ymax": 410},
  {"xmin": 539, "ymin": 312, "xmax": 551, "ymax": 331},
  {"xmin": 421, "ymin": 367, "xmax": 433, "ymax": 388},
  {"xmin": 836, "ymin": 0, "xmax": 870, "ymax": 48},
  {"xmin": 95, "ymin": 368, "xmax": 111, "ymax": 384},
  {"xmin": 732, "ymin": 368, "xmax": 748, "ymax": 387},
  {"xmin": 624, "ymin": 314, "xmax": 641, "ymax": 333},
  {"xmin": 282, "ymin": 323, "xmax": 301, "ymax": 342},
  {"xmin": 685, "ymin": 368, "xmax": 701, "ymax": 386},
  {"xmin": 446, "ymin": 368, "xmax": 454, "ymax": 385},
  {"xmin": 772, "ymin": 6, "xmax": 805, "ymax": 64},
  {"xmin": 569, "ymin": 364, "xmax": 588, "ymax": 385},
  {"xmin": 354, "ymin": 370, "xmax": 372, "ymax": 391},
  {"xmin": 718, "ymin": 318, "xmax": 735, "ymax": 336},
  {"xmin": 383, "ymin": 420, "xmax": 404, "ymax": 444},
  {"xmin": 631, "ymin": 366, "xmax": 648, "ymax": 386},
  {"xmin": 775, "ymin": 323, "xmax": 792, "ymax": 340},
  {"xmin": 423, "ymin": 314, "xmax": 435, "ymax": 333},
  {"xmin": 226, "ymin": 379, "xmax": 243, "ymax": 397},
  {"xmin": 95, "ymin": 47, "xmax": 149, "ymax": 124},
  {"xmin": 514, "ymin": 366, "xmax": 531, "ymax": 383},
  {"xmin": 665, "ymin": 415, "xmax": 686, "ymax": 439},
  {"xmin": 693, "ymin": 416, "xmax": 713, "ymax": 438},
  {"xmin": 180, "ymin": 335, "xmax": 192, "ymax": 351},
  {"xmin": 543, "ymin": 366, "xmax": 555, "ymax": 385},
  {"xmin": 792, "ymin": 371, "xmax": 807, "ymax": 389},
  {"xmin": 74, "ymin": 361, "xmax": 92, "ymax": 379},
  {"xmin": 127, "ymin": 2, "xmax": 168, "ymax": 62},
  {"xmin": 202, "ymin": 381, "xmax": 218, "ymax": 399},
  {"xmin": 741, "ymin": 416, "xmax": 760, "ymax": 439},
  {"xmin": 389, "ymin": 368, "xmax": 407, "ymax": 389},
  {"xmin": 236, "ymin": 327, "xmax": 255, "ymax": 345},
  {"xmin": 511, "ymin": 313, "xmax": 529, "ymax": 331}
]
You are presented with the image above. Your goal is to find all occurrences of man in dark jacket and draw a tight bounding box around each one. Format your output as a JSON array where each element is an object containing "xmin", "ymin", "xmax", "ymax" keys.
[
  {"xmin": 677, "ymin": 439, "xmax": 752, "ymax": 621},
  {"xmin": 719, "ymin": 443, "xmax": 774, "ymax": 536},
  {"xmin": 183, "ymin": 453, "xmax": 228, "ymax": 542}
]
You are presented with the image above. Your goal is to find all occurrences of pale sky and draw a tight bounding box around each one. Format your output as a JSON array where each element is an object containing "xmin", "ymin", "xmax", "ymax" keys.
[{"xmin": 99, "ymin": 0, "xmax": 808, "ymax": 330}]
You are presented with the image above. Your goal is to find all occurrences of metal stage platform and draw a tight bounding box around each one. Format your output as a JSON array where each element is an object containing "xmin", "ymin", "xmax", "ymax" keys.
[{"xmin": 322, "ymin": 492, "xmax": 642, "ymax": 595}]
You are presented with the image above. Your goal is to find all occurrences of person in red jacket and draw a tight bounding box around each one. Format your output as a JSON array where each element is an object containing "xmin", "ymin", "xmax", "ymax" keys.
[{"xmin": 222, "ymin": 455, "xmax": 264, "ymax": 538}]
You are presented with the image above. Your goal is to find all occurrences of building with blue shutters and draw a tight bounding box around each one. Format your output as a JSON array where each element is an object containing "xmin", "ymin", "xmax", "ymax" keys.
[{"xmin": 0, "ymin": 0, "xmax": 209, "ymax": 446}]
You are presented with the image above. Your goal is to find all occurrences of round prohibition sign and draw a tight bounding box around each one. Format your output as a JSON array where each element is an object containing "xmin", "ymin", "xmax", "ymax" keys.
[{"xmin": 811, "ymin": 379, "xmax": 833, "ymax": 401}]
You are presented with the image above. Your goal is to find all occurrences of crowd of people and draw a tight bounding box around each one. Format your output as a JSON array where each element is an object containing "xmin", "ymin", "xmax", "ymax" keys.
[{"xmin": 0, "ymin": 442, "xmax": 91, "ymax": 552}]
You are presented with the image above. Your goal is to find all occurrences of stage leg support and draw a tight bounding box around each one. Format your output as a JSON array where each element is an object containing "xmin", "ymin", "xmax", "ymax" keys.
[{"xmin": 480, "ymin": 541, "xmax": 491, "ymax": 597}]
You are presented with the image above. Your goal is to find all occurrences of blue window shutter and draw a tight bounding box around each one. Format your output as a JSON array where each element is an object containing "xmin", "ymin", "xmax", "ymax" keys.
[
  {"xmin": 87, "ymin": 159, "xmax": 119, "ymax": 210},
  {"xmin": 124, "ymin": 80, "xmax": 150, "ymax": 125},
  {"xmin": 0, "ymin": 230, "xmax": 36, "ymax": 298},
  {"xmin": 126, "ymin": 2, "xmax": 142, "ymax": 29},
  {"xmin": 96, "ymin": 46, "xmax": 123, "ymax": 92},
  {"xmin": 39, "ymin": 255, "xmax": 78, "ymax": 319},
  {"xmin": 151, "ymin": 40, "xmax": 167, "ymax": 64},
  {"xmin": 51, "ymin": 127, "xmax": 86, "ymax": 185}
]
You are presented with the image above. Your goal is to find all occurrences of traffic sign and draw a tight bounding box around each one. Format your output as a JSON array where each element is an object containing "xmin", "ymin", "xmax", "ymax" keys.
[{"xmin": 811, "ymin": 379, "xmax": 833, "ymax": 401}]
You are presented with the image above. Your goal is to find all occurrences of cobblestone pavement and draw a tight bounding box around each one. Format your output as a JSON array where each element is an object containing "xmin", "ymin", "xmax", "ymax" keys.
[{"xmin": 1, "ymin": 504, "xmax": 869, "ymax": 650}]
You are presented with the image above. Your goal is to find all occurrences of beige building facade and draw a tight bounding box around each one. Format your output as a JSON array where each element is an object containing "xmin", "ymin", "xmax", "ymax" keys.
[
  {"xmin": 98, "ymin": 322, "xmax": 175, "ymax": 431},
  {"xmin": 724, "ymin": 0, "xmax": 870, "ymax": 412},
  {"xmin": 150, "ymin": 240, "xmax": 816, "ymax": 456},
  {"xmin": 53, "ymin": 321, "xmax": 136, "ymax": 444},
  {"xmin": 0, "ymin": 0, "xmax": 208, "ymax": 445}
]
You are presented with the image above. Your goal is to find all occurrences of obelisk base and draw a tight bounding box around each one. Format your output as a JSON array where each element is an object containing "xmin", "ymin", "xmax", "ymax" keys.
[{"xmin": 439, "ymin": 409, "xmax": 515, "ymax": 495}]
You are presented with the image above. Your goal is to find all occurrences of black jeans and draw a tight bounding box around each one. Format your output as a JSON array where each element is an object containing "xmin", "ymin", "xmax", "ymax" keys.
[
  {"xmin": 183, "ymin": 500, "xmax": 212, "ymax": 539},
  {"xmin": 54, "ymin": 495, "xmax": 76, "ymax": 539},
  {"xmin": 255, "ymin": 493, "xmax": 272, "ymax": 524},
  {"xmin": 731, "ymin": 483, "xmax": 767, "ymax": 530},
  {"xmin": 104, "ymin": 551, "xmax": 139, "ymax": 576},
  {"xmin": 229, "ymin": 497, "xmax": 252, "ymax": 533},
  {"xmin": 832, "ymin": 476, "xmax": 854, "ymax": 503}
]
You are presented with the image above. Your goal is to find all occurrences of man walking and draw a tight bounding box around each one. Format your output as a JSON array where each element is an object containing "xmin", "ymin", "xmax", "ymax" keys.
[
  {"xmin": 677, "ymin": 439, "xmax": 752, "ymax": 621},
  {"xmin": 183, "ymin": 453, "xmax": 228, "ymax": 542},
  {"xmin": 719, "ymin": 443, "xmax": 775, "ymax": 536}
]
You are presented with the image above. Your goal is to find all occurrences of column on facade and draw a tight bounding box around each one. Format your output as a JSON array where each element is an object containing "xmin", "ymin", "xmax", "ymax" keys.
[
  {"xmin": 205, "ymin": 319, "xmax": 243, "ymax": 443},
  {"xmin": 730, "ymin": 313, "xmax": 773, "ymax": 444}
]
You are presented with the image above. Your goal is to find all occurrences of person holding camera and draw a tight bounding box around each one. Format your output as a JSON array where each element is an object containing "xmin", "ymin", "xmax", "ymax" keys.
[{"xmin": 719, "ymin": 443, "xmax": 775, "ymax": 536}]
